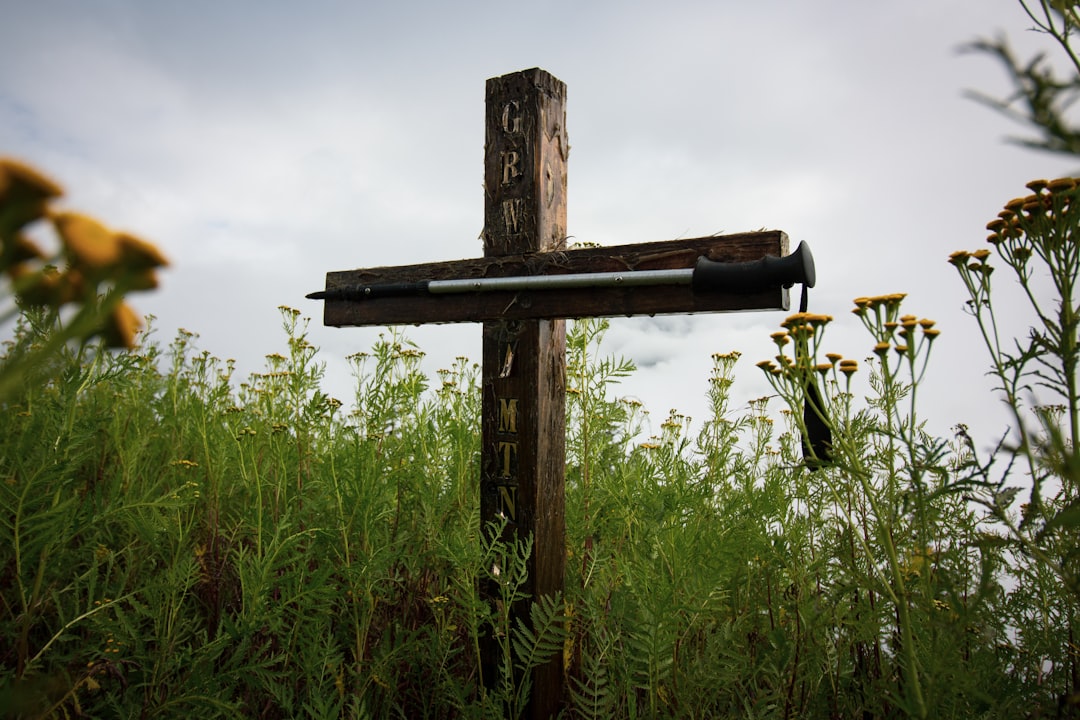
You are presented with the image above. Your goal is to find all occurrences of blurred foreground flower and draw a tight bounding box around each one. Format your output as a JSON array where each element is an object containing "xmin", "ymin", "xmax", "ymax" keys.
[
  {"xmin": 0, "ymin": 157, "xmax": 168, "ymax": 349},
  {"xmin": 0, "ymin": 157, "xmax": 169, "ymax": 400},
  {"xmin": 0, "ymin": 159, "xmax": 62, "ymax": 241}
]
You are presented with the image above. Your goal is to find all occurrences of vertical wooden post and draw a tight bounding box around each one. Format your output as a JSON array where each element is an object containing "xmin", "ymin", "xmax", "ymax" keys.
[{"xmin": 480, "ymin": 68, "xmax": 567, "ymax": 717}]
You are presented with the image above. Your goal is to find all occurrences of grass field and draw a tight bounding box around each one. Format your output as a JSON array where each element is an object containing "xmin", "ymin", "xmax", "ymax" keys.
[{"xmin": 1, "ymin": 269, "xmax": 1076, "ymax": 717}]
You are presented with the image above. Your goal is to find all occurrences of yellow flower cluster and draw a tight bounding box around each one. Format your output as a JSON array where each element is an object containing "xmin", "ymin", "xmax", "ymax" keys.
[
  {"xmin": 0, "ymin": 158, "xmax": 169, "ymax": 348},
  {"xmin": 962, "ymin": 176, "xmax": 1080, "ymax": 277},
  {"xmin": 987, "ymin": 177, "xmax": 1078, "ymax": 243},
  {"xmin": 758, "ymin": 295, "xmax": 940, "ymax": 421},
  {"xmin": 850, "ymin": 294, "xmax": 939, "ymax": 359},
  {"xmin": 757, "ymin": 313, "xmax": 859, "ymax": 395},
  {"xmin": 851, "ymin": 293, "xmax": 907, "ymax": 319}
]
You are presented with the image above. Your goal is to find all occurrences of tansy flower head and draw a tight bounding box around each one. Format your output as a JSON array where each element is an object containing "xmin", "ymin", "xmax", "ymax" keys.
[
  {"xmin": 1022, "ymin": 197, "xmax": 1048, "ymax": 216},
  {"xmin": 101, "ymin": 302, "xmax": 143, "ymax": 349},
  {"xmin": 781, "ymin": 312, "xmax": 813, "ymax": 329},
  {"xmin": 116, "ymin": 233, "xmax": 169, "ymax": 271},
  {"xmin": 53, "ymin": 212, "xmax": 122, "ymax": 271},
  {"xmin": 1025, "ymin": 179, "xmax": 1049, "ymax": 193},
  {"xmin": 124, "ymin": 270, "xmax": 159, "ymax": 291},
  {"xmin": 0, "ymin": 160, "xmax": 63, "ymax": 235},
  {"xmin": 1048, "ymin": 177, "xmax": 1076, "ymax": 193},
  {"xmin": 0, "ymin": 159, "xmax": 62, "ymax": 201},
  {"xmin": 0, "ymin": 159, "xmax": 63, "ymax": 227},
  {"xmin": 839, "ymin": 359, "xmax": 858, "ymax": 375},
  {"xmin": 949, "ymin": 250, "xmax": 971, "ymax": 267},
  {"xmin": 10, "ymin": 264, "xmax": 85, "ymax": 307}
]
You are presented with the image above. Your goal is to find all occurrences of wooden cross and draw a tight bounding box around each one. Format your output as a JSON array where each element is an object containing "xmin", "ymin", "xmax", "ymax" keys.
[{"xmin": 310, "ymin": 68, "xmax": 807, "ymax": 719}]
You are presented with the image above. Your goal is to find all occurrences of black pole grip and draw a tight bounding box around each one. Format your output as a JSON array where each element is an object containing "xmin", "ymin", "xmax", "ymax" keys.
[{"xmin": 692, "ymin": 240, "xmax": 815, "ymax": 294}]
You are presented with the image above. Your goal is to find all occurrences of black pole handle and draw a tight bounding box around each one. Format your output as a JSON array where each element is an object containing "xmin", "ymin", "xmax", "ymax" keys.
[{"xmin": 692, "ymin": 240, "xmax": 815, "ymax": 294}]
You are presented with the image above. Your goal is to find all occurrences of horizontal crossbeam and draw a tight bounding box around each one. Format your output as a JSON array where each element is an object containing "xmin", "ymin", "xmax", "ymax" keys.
[{"xmin": 317, "ymin": 230, "xmax": 793, "ymax": 326}]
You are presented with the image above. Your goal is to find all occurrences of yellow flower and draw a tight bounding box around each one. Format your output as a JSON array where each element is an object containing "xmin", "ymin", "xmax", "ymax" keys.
[
  {"xmin": 101, "ymin": 302, "xmax": 143, "ymax": 349},
  {"xmin": 1025, "ymin": 179, "xmax": 1049, "ymax": 193},
  {"xmin": 124, "ymin": 269, "xmax": 159, "ymax": 291},
  {"xmin": 839, "ymin": 359, "xmax": 858, "ymax": 375},
  {"xmin": 1022, "ymin": 197, "xmax": 1047, "ymax": 215},
  {"xmin": 9, "ymin": 264, "xmax": 85, "ymax": 307},
  {"xmin": 1048, "ymin": 177, "xmax": 1076, "ymax": 193},
  {"xmin": 948, "ymin": 250, "xmax": 971, "ymax": 267},
  {"xmin": 53, "ymin": 212, "xmax": 123, "ymax": 271},
  {"xmin": 781, "ymin": 312, "xmax": 813, "ymax": 329},
  {"xmin": 873, "ymin": 342, "xmax": 890, "ymax": 356},
  {"xmin": 116, "ymin": 232, "xmax": 169, "ymax": 270},
  {"xmin": 0, "ymin": 158, "xmax": 62, "ymax": 201},
  {"xmin": 770, "ymin": 331, "xmax": 790, "ymax": 347},
  {"xmin": 0, "ymin": 159, "xmax": 63, "ymax": 232}
]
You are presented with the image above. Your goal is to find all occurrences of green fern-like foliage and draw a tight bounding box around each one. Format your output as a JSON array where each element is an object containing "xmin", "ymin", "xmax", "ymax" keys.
[{"xmin": 511, "ymin": 592, "xmax": 567, "ymax": 675}]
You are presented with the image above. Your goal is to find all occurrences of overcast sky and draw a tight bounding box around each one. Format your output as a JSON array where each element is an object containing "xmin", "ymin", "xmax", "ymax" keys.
[{"xmin": 2, "ymin": 0, "xmax": 1076, "ymax": 449}]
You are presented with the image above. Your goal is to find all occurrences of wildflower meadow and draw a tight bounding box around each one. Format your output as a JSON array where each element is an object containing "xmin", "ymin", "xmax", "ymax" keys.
[{"xmin": 2, "ymin": 2, "xmax": 1080, "ymax": 717}]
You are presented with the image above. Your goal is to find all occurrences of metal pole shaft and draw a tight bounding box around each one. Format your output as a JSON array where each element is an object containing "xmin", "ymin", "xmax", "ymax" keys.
[{"xmin": 428, "ymin": 267, "xmax": 693, "ymax": 294}]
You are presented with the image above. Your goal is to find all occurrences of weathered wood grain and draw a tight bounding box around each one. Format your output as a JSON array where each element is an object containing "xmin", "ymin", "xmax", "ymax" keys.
[{"xmin": 321, "ymin": 231, "xmax": 790, "ymax": 326}]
